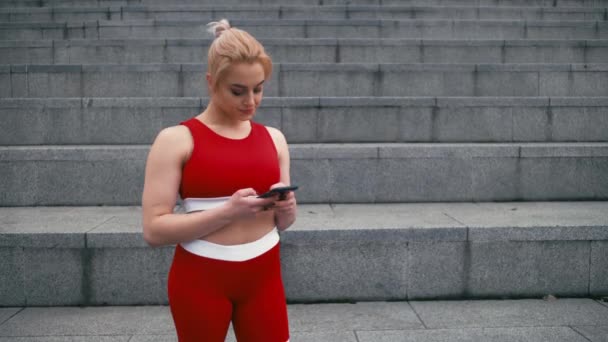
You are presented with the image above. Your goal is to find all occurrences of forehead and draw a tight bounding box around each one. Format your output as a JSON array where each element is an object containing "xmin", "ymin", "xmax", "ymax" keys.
[{"xmin": 223, "ymin": 62, "xmax": 265, "ymax": 86}]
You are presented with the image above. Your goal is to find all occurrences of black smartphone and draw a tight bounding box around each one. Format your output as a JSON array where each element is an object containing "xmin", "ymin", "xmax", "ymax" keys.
[{"xmin": 257, "ymin": 185, "xmax": 299, "ymax": 199}]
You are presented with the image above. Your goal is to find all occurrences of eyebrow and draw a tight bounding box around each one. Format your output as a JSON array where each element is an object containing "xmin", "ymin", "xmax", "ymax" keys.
[{"xmin": 230, "ymin": 80, "xmax": 265, "ymax": 89}]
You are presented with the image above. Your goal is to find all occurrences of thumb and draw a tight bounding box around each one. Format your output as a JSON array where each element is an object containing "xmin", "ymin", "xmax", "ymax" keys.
[{"xmin": 236, "ymin": 188, "xmax": 257, "ymax": 197}]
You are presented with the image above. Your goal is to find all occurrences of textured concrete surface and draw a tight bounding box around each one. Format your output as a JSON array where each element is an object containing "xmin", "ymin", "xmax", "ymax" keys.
[
  {"xmin": 357, "ymin": 327, "xmax": 592, "ymax": 342},
  {"xmin": 0, "ymin": 248, "xmax": 24, "ymax": 306},
  {"xmin": 466, "ymin": 241, "xmax": 590, "ymax": 297},
  {"xmin": 3, "ymin": 97, "xmax": 607, "ymax": 144},
  {"xmin": 0, "ymin": 61, "xmax": 596, "ymax": 97},
  {"xmin": 1, "ymin": 203, "xmax": 607, "ymax": 304},
  {"xmin": 2, "ymin": 0, "xmax": 608, "ymax": 7},
  {"xmin": 1, "ymin": 0, "xmax": 607, "ymax": 336},
  {"xmin": 409, "ymin": 299, "xmax": 608, "ymax": 328},
  {"xmin": 281, "ymin": 240, "xmax": 409, "ymax": 301},
  {"xmin": 572, "ymin": 325, "xmax": 608, "ymax": 342},
  {"xmin": 3, "ymin": 143, "xmax": 608, "ymax": 205},
  {"xmin": 407, "ymin": 242, "xmax": 467, "ymax": 299},
  {"xmin": 591, "ymin": 241, "xmax": 608, "ymax": 296},
  {"xmin": 0, "ymin": 300, "xmax": 606, "ymax": 341},
  {"xmin": 23, "ymin": 248, "xmax": 84, "ymax": 306},
  {"xmin": 4, "ymin": 38, "xmax": 607, "ymax": 65},
  {"xmin": 3, "ymin": 19, "xmax": 607, "ymax": 40},
  {"xmin": 0, "ymin": 5, "xmax": 604, "ymax": 23},
  {"xmin": 0, "ymin": 308, "xmax": 20, "ymax": 325}
]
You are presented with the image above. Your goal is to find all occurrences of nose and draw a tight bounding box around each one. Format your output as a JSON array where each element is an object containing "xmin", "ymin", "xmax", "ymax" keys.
[{"xmin": 243, "ymin": 91, "xmax": 255, "ymax": 107}]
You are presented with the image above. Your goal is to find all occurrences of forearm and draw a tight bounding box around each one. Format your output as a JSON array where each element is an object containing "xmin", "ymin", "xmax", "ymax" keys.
[{"xmin": 143, "ymin": 207, "xmax": 232, "ymax": 247}]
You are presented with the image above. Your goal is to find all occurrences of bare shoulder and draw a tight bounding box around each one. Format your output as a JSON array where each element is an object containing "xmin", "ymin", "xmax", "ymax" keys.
[
  {"xmin": 155, "ymin": 124, "xmax": 191, "ymax": 144},
  {"xmin": 150, "ymin": 125, "xmax": 193, "ymax": 163},
  {"xmin": 264, "ymin": 125, "xmax": 290, "ymax": 164},
  {"xmin": 264, "ymin": 125, "xmax": 287, "ymax": 145}
]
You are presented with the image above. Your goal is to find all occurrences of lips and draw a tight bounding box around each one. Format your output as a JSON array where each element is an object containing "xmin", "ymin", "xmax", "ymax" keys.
[{"xmin": 240, "ymin": 108, "xmax": 255, "ymax": 115}]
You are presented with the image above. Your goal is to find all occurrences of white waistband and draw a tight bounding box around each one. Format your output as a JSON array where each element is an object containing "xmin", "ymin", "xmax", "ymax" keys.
[
  {"xmin": 182, "ymin": 197, "xmax": 230, "ymax": 212},
  {"xmin": 180, "ymin": 228, "xmax": 280, "ymax": 262}
]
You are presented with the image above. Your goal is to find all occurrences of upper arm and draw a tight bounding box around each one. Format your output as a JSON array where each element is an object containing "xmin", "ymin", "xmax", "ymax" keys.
[
  {"xmin": 142, "ymin": 125, "xmax": 192, "ymax": 226},
  {"xmin": 266, "ymin": 126, "xmax": 291, "ymax": 185}
]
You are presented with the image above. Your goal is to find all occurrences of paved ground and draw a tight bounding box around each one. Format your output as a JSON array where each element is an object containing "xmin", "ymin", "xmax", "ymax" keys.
[{"xmin": 1, "ymin": 298, "xmax": 607, "ymax": 341}]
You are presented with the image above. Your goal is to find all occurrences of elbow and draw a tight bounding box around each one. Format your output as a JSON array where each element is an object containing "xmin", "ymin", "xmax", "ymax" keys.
[
  {"xmin": 142, "ymin": 231, "xmax": 159, "ymax": 247},
  {"xmin": 142, "ymin": 224, "xmax": 164, "ymax": 248}
]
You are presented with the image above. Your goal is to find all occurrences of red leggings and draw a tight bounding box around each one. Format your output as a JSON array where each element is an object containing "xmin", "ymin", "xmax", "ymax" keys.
[{"xmin": 168, "ymin": 242, "xmax": 289, "ymax": 342}]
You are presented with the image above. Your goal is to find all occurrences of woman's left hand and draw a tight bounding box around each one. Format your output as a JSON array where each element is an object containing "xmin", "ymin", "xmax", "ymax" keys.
[{"xmin": 268, "ymin": 183, "xmax": 297, "ymax": 230}]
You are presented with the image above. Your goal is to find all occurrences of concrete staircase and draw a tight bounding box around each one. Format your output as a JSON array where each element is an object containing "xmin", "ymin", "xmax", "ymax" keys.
[{"xmin": 1, "ymin": 0, "xmax": 607, "ymax": 306}]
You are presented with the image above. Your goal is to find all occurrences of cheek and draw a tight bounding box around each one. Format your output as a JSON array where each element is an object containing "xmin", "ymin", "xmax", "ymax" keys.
[
  {"xmin": 217, "ymin": 94, "xmax": 239, "ymax": 111},
  {"xmin": 224, "ymin": 93, "xmax": 241, "ymax": 107},
  {"xmin": 254, "ymin": 92, "xmax": 263, "ymax": 106}
]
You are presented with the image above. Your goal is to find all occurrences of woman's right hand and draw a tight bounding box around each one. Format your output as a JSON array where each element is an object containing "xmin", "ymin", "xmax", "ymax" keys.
[{"xmin": 225, "ymin": 188, "xmax": 277, "ymax": 220}]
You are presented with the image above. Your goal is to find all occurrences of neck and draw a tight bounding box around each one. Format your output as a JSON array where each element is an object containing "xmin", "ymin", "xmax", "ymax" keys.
[{"xmin": 200, "ymin": 100, "xmax": 249, "ymax": 128}]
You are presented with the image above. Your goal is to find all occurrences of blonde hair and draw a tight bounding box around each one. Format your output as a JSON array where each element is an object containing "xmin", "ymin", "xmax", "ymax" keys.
[{"xmin": 206, "ymin": 19, "xmax": 272, "ymax": 90}]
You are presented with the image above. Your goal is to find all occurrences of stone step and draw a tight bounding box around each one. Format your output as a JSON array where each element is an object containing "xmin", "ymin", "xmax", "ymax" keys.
[
  {"xmin": 1, "ymin": 202, "xmax": 607, "ymax": 305},
  {"xmin": 1, "ymin": 0, "xmax": 607, "ymax": 8},
  {"xmin": 2, "ymin": 97, "xmax": 608, "ymax": 145},
  {"xmin": 1, "ymin": 19, "xmax": 606, "ymax": 40},
  {"xmin": 1, "ymin": 5, "xmax": 606, "ymax": 22},
  {"xmin": 1, "ymin": 300, "xmax": 608, "ymax": 339},
  {"xmin": 1, "ymin": 143, "xmax": 608, "ymax": 206},
  {"xmin": 3, "ymin": 38, "xmax": 607, "ymax": 64},
  {"xmin": 2, "ymin": 63, "xmax": 607, "ymax": 98}
]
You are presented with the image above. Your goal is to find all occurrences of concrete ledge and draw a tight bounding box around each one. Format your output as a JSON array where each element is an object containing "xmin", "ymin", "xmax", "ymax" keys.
[
  {"xmin": 0, "ymin": 5, "xmax": 605, "ymax": 22},
  {"xmin": 2, "ymin": 0, "xmax": 608, "ymax": 7},
  {"xmin": 0, "ymin": 202, "xmax": 606, "ymax": 305},
  {"xmin": 0, "ymin": 145, "xmax": 149, "ymax": 161},
  {"xmin": 1, "ymin": 19, "xmax": 606, "ymax": 40},
  {"xmin": 81, "ymin": 96, "xmax": 201, "ymax": 107},
  {"xmin": 1, "ymin": 143, "xmax": 608, "ymax": 205},
  {"xmin": 2, "ymin": 62, "xmax": 607, "ymax": 97},
  {"xmin": 3, "ymin": 38, "xmax": 606, "ymax": 64},
  {"xmin": 0, "ymin": 301, "xmax": 607, "ymax": 340},
  {"xmin": 2, "ymin": 97, "xmax": 608, "ymax": 145}
]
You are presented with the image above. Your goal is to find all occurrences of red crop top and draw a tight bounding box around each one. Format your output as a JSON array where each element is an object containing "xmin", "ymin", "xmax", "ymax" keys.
[{"xmin": 179, "ymin": 118, "xmax": 280, "ymax": 199}]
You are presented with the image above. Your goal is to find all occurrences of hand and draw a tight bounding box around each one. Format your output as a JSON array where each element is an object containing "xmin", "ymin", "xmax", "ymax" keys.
[
  {"xmin": 225, "ymin": 188, "xmax": 276, "ymax": 220},
  {"xmin": 268, "ymin": 183, "xmax": 297, "ymax": 220},
  {"xmin": 271, "ymin": 189, "xmax": 296, "ymax": 214}
]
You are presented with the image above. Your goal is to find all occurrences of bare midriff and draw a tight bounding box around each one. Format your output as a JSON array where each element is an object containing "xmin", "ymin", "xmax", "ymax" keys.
[{"xmin": 198, "ymin": 210, "xmax": 276, "ymax": 246}]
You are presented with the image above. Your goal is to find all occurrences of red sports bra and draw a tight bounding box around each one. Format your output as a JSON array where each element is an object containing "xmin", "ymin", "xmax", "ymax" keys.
[{"xmin": 179, "ymin": 118, "xmax": 280, "ymax": 199}]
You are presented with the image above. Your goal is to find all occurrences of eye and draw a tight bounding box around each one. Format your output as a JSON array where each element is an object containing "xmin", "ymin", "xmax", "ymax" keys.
[
  {"xmin": 253, "ymin": 88, "xmax": 262, "ymax": 94},
  {"xmin": 231, "ymin": 89, "xmax": 244, "ymax": 96}
]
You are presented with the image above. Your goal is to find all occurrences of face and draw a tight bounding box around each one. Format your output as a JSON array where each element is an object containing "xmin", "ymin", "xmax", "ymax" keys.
[{"xmin": 209, "ymin": 62, "xmax": 266, "ymax": 122}]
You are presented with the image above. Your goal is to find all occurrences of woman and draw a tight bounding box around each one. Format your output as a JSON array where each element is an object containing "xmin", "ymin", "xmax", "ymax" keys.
[{"xmin": 141, "ymin": 19, "xmax": 295, "ymax": 342}]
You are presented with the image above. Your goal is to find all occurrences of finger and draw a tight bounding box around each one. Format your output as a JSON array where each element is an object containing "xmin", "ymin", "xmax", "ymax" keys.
[
  {"xmin": 250, "ymin": 197, "xmax": 276, "ymax": 208},
  {"xmin": 270, "ymin": 182, "xmax": 286, "ymax": 190},
  {"xmin": 274, "ymin": 200, "xmax": 293, "ymax": 209},
  {"xmin": 276, "ymin": 196, "xmax": 295, "ymax": 205},
  {"xmin": 276, "ymin": 191, "xmax": 295, "ymax": 201},
  {"xmin": 237, "ymin": 188, "xmax": 257, "ymax": 197},
  {"xmin": 273, "ymin": 197, "xmax": 294, "ymax": 206}
]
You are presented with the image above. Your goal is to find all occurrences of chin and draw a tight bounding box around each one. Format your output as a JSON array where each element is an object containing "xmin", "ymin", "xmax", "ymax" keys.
[{"xmin": 238, "ymin": 111, "xmax": 256, "ymax": 119}]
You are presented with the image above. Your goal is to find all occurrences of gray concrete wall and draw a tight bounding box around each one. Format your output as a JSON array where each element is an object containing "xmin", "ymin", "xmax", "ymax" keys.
[
  {"xmin": 3, "ymin": 97, "xmax": 608, "ymax": 145},
  {"xmin": 3, "ymin": 39, "xmax": 606, "ymax": 65},
  {"xmin": 1, "ymin": 0, "xmax": 608, "ymax": 7},
  {"xmin": 2, "ymin": 143, "xmax": 608, "ymax": 205},
  {"xmin": 1, "ymin": 6, "xmax": 605, "ymax": 22},
  {"xmin": 2, "ymin": 63, "xmax": 607, "ymax": 98},
  {"xmin": 1, "ymin": 203, "xmax": 607, "ymax": 305},
  {"xmin": 2, "ymin": 19, "xmax": 607, "ymax": 40}
]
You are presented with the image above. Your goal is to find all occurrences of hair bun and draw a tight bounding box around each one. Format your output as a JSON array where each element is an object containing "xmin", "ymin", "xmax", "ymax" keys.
[{"xmin": 206, "ymin": 19, "xmax": 231, "ymax": 38}]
